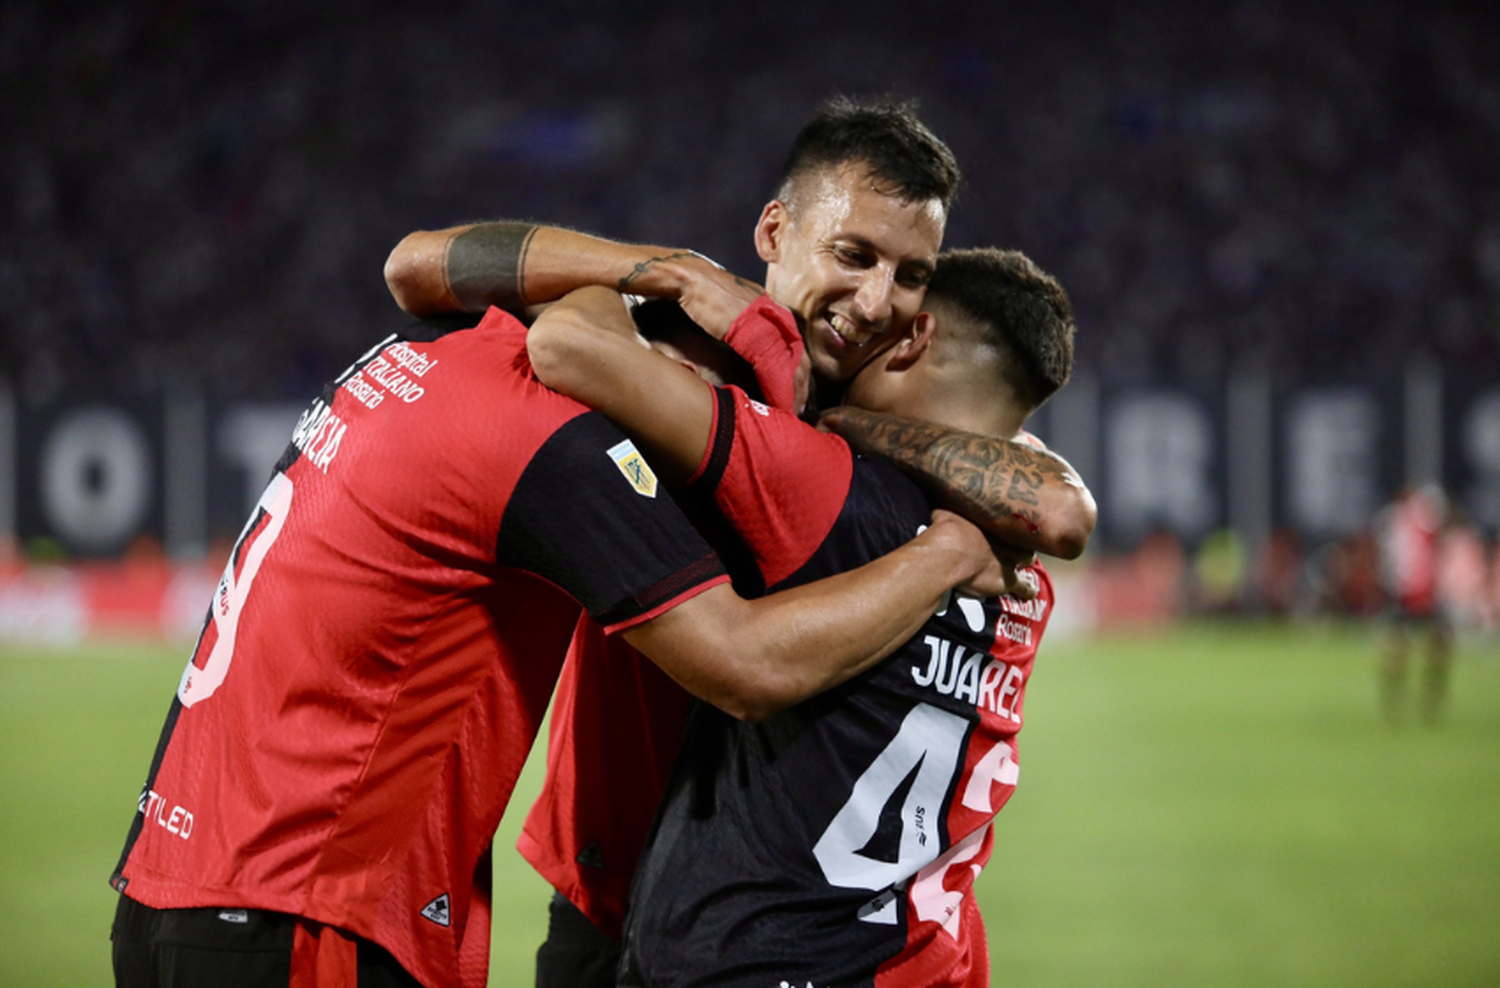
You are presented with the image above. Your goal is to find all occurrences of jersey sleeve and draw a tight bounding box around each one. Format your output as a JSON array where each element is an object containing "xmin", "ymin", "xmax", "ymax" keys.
[
  {"xmin": 685, "ymin": 385, "xmax": 854, "ymax": 588},
  {"xmin": 497, "ymin": 411, "xmax": 728, "ymax": 632}
]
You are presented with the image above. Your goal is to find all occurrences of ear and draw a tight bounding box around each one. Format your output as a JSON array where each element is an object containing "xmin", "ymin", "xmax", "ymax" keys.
[
  {"xmin": 675, "ymin": 355, "xmax": 723, "ymax": 387},
  {"xmin": 883, "ymin": 312, "xmax": 937, "ymax": 371},
  {"xmin": 754, "ymin": 200, "xmax": 788, "ymax": 263}
]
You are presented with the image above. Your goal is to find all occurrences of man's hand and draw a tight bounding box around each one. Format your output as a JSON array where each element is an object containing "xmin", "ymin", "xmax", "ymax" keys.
[
  {"xmin": 974, "ymin": 535, "xmax": 1041, "ymax": 601},
  {"xmin": 666, "ymin": 253, "xmax": 765, "ymax": 340},
  {"xmin": 920, "ymin": 509, "xmax": 1039, "ymax": 601}
]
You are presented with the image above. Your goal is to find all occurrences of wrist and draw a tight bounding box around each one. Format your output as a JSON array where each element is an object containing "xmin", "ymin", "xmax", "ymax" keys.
[
  {"xmin": 616, "ymin": 246, "xmax": 696, "ymax": 298},
  {"xmin": 723, "ymin": 297, "xmax": 804, "ymax": 411},
  {"xmin": 912, "ymin": 519, "xmax": 984, "ymax": 586}
]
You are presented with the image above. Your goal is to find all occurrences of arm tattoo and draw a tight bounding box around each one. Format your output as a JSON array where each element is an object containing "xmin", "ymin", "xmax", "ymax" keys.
[
  {"xmin": 828, "ymin": 408, "xmax": 1077, "ymax": 540},
  {"xmin": 447, "ymin": 222, "xmax": 538, "ymax": 311},
  {"xmin": 617, "ymin": 251, "xmax": 699, "ymax": 292}
]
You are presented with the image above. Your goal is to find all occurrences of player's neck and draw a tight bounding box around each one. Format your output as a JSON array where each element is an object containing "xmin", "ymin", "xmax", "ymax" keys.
[{"xmin": 906, "ymin": 392, "xmax": 1026, "ymax": 440}]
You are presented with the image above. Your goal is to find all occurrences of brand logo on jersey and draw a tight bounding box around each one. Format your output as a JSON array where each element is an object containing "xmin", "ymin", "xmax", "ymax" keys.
[
  {"xmin": 420, "ymin": 893, "xmax": 451, "ymax": 927},
  {"xmin": 607, "ymin": 440, "xmax": 658, "ymax": 498},
  {"xmin": 575, "ymin": 840, "xmax": 606, "ymax": 870},
  {"xmin": 138, "ymin": 788, "xmax": 195, "ymax": 840},
  {"xmin": 748, "ymin": 399, "xmax": 770, "ymax": 417}
]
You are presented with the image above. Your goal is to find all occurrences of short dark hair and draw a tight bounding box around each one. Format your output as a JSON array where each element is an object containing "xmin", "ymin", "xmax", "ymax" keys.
[
  {"xmin": 630, "ymin": 298, "xmax": 758, "ymax": 394},
  {"xmin": 775, "ymin": 95, "xmax": 961, "ymax": 211},
  {"xmin": 927, "ymin": 248, "xmax": 1075, "ymax": 410}
]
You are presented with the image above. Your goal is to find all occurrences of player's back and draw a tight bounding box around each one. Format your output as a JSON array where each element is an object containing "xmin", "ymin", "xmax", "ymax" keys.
[{"xmin": 114, "ymin": 309, "xmax": 594, "ymax": 986}]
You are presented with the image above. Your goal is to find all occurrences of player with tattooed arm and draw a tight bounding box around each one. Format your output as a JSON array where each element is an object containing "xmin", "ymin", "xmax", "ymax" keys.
[{"xmin": 525, "ymin": 244, "xmax": 1080, "ymax": 985}]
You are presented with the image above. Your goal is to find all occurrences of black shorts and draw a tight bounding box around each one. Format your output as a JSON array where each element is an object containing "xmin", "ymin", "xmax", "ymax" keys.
[
  {"xmin": 534, "ymin": 890, "xmax": 620, "ymax": 988},
  {"xmin": 111, "ymin": 894, "xmax": 421, "ymax": 988}
]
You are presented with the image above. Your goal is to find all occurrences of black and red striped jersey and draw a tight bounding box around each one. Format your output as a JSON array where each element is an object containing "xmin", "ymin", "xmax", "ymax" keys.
[
  {"xmin": 619, "ymin": 386, "xmax": 1054, "ymax": 988},
  {"xmin": 109, "ymin": 306, "xmax": 728, "ymax": 988}
]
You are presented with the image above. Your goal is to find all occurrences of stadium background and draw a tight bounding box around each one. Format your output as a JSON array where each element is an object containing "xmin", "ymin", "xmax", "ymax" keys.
[{"xmin": 2, "ymin": 1, "xmax": 1497, "ymax": 985}]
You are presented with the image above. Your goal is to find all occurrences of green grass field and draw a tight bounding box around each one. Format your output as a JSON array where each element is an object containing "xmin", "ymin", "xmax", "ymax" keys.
[{"xmin": 2, "ymin": 621, "xmax": 1497, "ymax": 987}]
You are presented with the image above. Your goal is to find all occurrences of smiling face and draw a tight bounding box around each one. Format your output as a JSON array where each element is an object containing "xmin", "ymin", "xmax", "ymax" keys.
[{"xmin": 755, "ymin": 162, "xmax": 946, "ymax": 383}]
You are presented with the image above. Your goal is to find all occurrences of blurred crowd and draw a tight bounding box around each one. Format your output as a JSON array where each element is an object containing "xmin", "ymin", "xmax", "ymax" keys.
[
  {"xmin": 1082, "ymin": 483, "xmax": 1500, "ymax": 637},
  {"xmin": 3, "ymin": 0, "xmax": 1498, "ymax": 405}
]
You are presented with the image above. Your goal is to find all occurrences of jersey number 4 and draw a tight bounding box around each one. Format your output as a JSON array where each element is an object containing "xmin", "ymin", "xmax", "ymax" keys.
[
  {"xmin": 177, "ymin": 473, "xmax": 294, "ymax": 707},
  {"xmin": 811, "ymin": 701, "xmax": 1018, "ymax": 931}
]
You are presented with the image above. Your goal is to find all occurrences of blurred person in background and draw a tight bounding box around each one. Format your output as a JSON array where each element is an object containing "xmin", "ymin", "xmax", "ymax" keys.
[
  {"xmin": 1374, "ymin": 484, "xmax": 1454, "ymax": 726},
  {"xmin": 1258, "ymin": 528, "xmax": 1305, "ymax": 619},
  {"xmin": 1437, "ymin": 504, "xmax": 1493, "ymax": 635}
]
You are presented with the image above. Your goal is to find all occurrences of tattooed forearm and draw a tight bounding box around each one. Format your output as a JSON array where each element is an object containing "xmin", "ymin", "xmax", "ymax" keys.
[
  {"xmin": 823, "ymin": 407, "xmax": 1094, "ymax": 557},
  {"xmin": 447, "ymin": 222, "xmax": 538, "ymax": 311},
  {"xmin": 617, "ymin": 252, "xmax": 760, "ymax": 295},
  {"xmin": 617, "ymin": 251, "xmax": 700, "ymax": 292}
]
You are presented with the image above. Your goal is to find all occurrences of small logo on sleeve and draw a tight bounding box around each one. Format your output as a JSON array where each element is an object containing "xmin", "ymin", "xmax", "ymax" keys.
[{"xmin": 607, "ymin": 440, "xmax": 658, "ymax": 498}]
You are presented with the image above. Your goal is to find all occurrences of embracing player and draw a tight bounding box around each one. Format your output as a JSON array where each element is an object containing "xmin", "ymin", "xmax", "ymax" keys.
[{"xmin": 523, "ymin": 243, "xmax": 1079, "ymax": 986}]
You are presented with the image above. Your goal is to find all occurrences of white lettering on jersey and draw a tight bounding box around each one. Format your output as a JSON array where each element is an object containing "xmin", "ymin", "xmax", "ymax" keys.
[
  {"xmin": 363, "ymin": 355, "xmax": 428, "ymax": 403},
  {"xmin": 1000, "ymin": 595, "xmax": 1049, "ymax": 622},
  {"xmin": 914, "ymin": 635, "xmax": 1024, "ymax": 723},
  {"xmin": 139, "ymin": 788, "xmax": 195, "ymax": 840},
  {"xmin": 385, "ymin": 341, "xmax": 439, "ymax": 377},
  {"xmin": 291, "ymin": 399, "xmax": 347, "ymax": 474},
  {"xmin": 996, "ymin": 613, "xmax": 1033, "ymax": 647},
  {"xmin": 341, "ymin": 371, "xmax": 385, "ymax": 409}
]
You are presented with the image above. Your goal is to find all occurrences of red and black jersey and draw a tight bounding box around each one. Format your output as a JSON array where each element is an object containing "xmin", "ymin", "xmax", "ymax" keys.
[
  {"xmin": 515, "ymin": 384, "xmax": 847, "ymax": 940},
  {"xmin": 109, "ymin": 307, "xmax": 728, "ymax": 988},
  {"xmin": 618, "ymin": 387, "xmax": 1055, "ymax": 988},
  {"xmin": 517, "ymin": 616, "xmax": 693, "ymax": 941}
]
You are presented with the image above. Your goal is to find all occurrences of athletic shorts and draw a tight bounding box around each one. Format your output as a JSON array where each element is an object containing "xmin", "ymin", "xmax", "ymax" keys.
[
  {"xmin": 534, "ymin": 890, "xmax": 620, "ymax": 988},
  {"xmin": 110, "ymin": 894, "xmax": 420, "ymax": 988}
]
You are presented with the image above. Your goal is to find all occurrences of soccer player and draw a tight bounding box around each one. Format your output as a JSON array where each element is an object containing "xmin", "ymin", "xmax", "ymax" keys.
[
  {"xmin": 106, "ymin": 302, "xmax": 1020, "ymax": 988},
  {"xmin": 1374, "ymin": 484, "xmax": 1454, "ymax": 725},
  {"xmin": 523, "ymin": 244, "xmax": 1078, "ymax": 985},
  {"xmin": 385, "ymin": 96, "xmax": 959, "ymax": 414}
]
